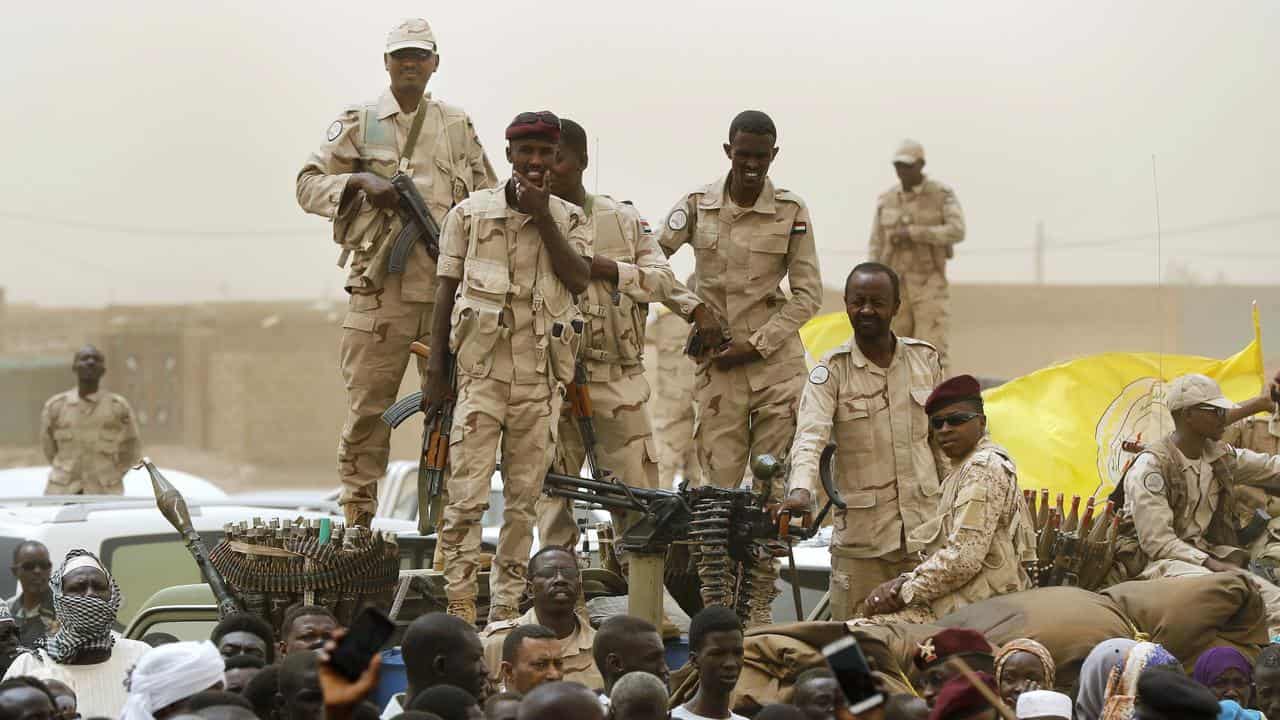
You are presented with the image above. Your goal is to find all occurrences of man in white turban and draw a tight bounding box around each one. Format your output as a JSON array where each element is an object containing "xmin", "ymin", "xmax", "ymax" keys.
[
  {"xmin": 2, "ymin": 549, "xmax": 150, "ymax": 717},
  {"xmin": 121, "ymin": 640, "xmax": 226, "ymax": 720}
]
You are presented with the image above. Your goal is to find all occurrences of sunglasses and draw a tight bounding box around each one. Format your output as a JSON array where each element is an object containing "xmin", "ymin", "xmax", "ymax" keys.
[
  {"xmin": 1192, "ymin": 404, "xmax": 1228, "ymax": 419},
  {"xmin": 930, "ymin": 411, "xmax": 982, "ymax": 430},
  {"xmin": 512, "ymin": 110, "xmax": 561, "ymax": 128},
  {"xmin": 19, "ymin": 560, "xmax": 52, "ymax": 572}
]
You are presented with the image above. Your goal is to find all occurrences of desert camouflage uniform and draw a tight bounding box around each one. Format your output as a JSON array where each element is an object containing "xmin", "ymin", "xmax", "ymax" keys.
[
  {"xmin": 480, "ymin": 607, "xmax": 603, "ymax": 691},
  {"xmin": 536, "ymin": 194, "xmax": 688, "ymax": 550},
  {"xmin": 869, "ymin": 178, "xmax": 964, "ymax": 367},
  {"xmin": 296, "ymin": 87, "xmax": 496, "ymax": 525},
  {"xmin": 657, "ymin": 175, "xmax": 823, "ymax": 624},
  {"xmin": 1121, "ymin": 434, "xmax": 1280, "ymax": 635},
  {"xmin": 787, "ymin": 335, "xmax": 945, "ymax": 621},
  {"xmin": 861, "ymin": 437, "xmax": 1036, "ymax": 625},
  {"xmin": 41, "ymin": 389, "xmax": 141, "ymax": 495},
  {"xmin": 435, "ymin": 182, "xmax": 591, "ymax": 618},
  {"xmin": 648, "ymin": 308, "xmax": 701, "ymax": 488}
]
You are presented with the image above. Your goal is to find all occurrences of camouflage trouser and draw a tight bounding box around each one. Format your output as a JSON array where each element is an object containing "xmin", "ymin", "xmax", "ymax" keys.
[
  {"xmin": 693, "ymin": 361, "xmax": 805, "ymax": 620},
  {"xmin": 337, "ymin": 273, "xmax": 432, "ymax": 524},
  {"xmin": 538, "ymin": 370, "xmax": 660, "ymax": 552},
  {"xmin": 829, "ymin": 550, "xmax": 918, "ymax": 622},
  {"xmin": 653, "ymin": 396, "xmax": 700, "ymax": 489},
  {"xmin": 890, "ymin": 270, "xmax": 949, "ymax": 369},
  {"xmin": 440, "ymin": 374, "xmax": 560, "ymax": 609}
]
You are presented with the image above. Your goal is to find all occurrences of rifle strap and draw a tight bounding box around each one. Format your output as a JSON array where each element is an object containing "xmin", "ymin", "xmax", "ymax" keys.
[{"xmin": 398, "ymin": 98, "xmax": 430, "ymax": 173}]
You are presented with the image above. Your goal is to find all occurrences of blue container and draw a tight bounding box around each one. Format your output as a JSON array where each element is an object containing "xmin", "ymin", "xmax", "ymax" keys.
[
  {"xmin": 664, "ymin": 637, "xmax": 690, "ymax": 672},
  {"xmin": 373, "ymin": 647, "xmax": 408, "ymax": 709}
]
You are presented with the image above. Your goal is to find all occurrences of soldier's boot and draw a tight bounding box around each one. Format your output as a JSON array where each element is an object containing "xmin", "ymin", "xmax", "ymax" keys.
[
  {"xmin": 344, "ymin": 506, "xmax": 375, "ymax": 529},
  {"xmin": 487, "ymin": 604, "xmax": 520, "ymax": 624},
  {"xmin": 447, "ymin": 598, "xmax": 477, "ymax": 625}
]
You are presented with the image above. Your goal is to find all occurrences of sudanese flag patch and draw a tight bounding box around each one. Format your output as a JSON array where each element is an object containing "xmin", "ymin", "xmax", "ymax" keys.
[{"xmin": 791, "ymin": 220, "xmax": 808, "ymax": 235}]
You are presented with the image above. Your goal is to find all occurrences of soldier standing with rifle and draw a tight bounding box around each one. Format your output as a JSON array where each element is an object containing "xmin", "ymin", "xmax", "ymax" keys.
[
  {"xmin": 422, "ymin": 111, "xmax": 592, "ymax": 625},
  {"xmin": 296, "ymin": 18, "xmax": 497, "ymax": 528},
  {"xmin": 536, "ymin": 118, "xmax": 689, "ymax": 552},
  {"xmin": 655, "ymin": 110, "xmax": 822, "ymax": 627}
]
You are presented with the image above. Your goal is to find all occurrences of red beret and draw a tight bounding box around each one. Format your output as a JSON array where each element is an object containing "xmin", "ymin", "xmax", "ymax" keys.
[
  {"xmin": 924, "ymin": 374, "xmax": 983, "ymax": 416},
  {"xmin": 506, "ymin": 110, "xmax": 561, "ymax": 142},
  {"xmin": 915, "ymin": 628, "xmax": 993, "ymax": 670},
  {"xmin": 927, "ymin": 672, "xmax": 997, "ymax": 720}
]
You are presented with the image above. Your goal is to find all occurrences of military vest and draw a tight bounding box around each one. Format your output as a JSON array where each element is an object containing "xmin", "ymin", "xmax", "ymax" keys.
[
  {"xmin": 448, "ymin": 188, "xmax": 582, "ymax": 385},
  {"xmin": 578, "ymin": 197, "xmax": 647, "ymax": 378}
]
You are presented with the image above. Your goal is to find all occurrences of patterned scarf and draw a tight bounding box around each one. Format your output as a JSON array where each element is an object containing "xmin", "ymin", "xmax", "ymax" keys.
[
  {"xmin": 996, "ymin": 638, "xmax": 1057, "ymax": 690},
  {"xmin": 39, "ymin": 549, "xmax": 122, "ymax": 663}
]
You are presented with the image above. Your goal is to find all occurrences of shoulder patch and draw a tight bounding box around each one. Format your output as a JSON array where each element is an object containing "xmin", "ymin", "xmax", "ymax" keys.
[
  {"xmin": 790, "ymin": 220, "xmax": 808, "ymax": 236},
  {"xmin": 667, "ymin": 208, "xmax": 688, "ymax": 231},
  {"xmin": 1142, "ymin": 472, "xmax": 1165, "ymax": 495},
  {"xmin": 808, "ymin": 365, "xmax": 830, "ymax": 385},
  {"xmin": 640, "ymin": 218, "xmax": 653, "ymax": 234},
  {"xmin": 326, "ymin": 120, "xmax": 343, "ymax": 142}
]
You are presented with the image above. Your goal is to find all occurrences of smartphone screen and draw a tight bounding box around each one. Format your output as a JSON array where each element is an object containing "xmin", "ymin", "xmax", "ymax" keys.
[
  {"xmin": 329, "ymin": 607, "xmax": 396, "ymax": 681},
  {"xmin": 822, "ymin": 635, "xmax": 885, "ymax": 714}
]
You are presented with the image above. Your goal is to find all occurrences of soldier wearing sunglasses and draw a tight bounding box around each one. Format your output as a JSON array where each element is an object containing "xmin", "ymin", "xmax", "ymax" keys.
[
  {"xmin": 860, "ymin": 374, "xmax": 1036, "ymax": 623},
  {"xmin": 7, "ymin": 541, "xmax": 58, "ymax": 648},
  {"xmin": 1112, "ymin": 372, "xmax": 1280, "ymax": 636}
]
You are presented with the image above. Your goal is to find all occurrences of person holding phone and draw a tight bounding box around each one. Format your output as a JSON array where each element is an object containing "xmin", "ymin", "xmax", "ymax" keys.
[{"xmin": 860, "ymin": 375, "xmax": 1036, "ymax": 624}]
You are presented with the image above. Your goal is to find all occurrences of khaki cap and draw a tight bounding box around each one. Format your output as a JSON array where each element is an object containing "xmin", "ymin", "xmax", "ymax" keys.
[
  {"xmin": 1166, "ymin": 373, "xmax": 1236, "ymax": 412},
  {"xmin": 386, "ymin": 18, "xmax": 436, "ymax": 54},
  {"xmin": 893, "ymin": 139, "xmax": 925, "ymax": 165}
]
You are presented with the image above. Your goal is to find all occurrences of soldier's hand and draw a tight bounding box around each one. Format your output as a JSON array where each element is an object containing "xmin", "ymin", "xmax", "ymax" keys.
[
  {"xmin": 513, "ymin": 170, "xmax": 551, "ymax": 218},
  {"xmin": 689, "ymin": 304, "xmax": 724, "ymax": 357},
  {"xmin": 713, "ymin": 338, "xmax": 763, "ymax": 369},
  {"xmin": 422, "ymin": 368, "xmax": 450, "ymax": 420},
  {"xmin": 782, "ymin": 488, "xmax": 814, "ymax": 515},
  {"xmin": 865, "ymin": 577, "xmax": 906, "ymax": 615},
  {"xmin": 353, "ymin": 173, "xmax": 399, "ymax": 210}
]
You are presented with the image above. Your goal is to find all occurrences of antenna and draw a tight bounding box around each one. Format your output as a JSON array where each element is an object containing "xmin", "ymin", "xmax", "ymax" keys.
[
  {"xmin": 1152, "ymin": 155, "xmax": 1164, "ymax": 383},
  {"xmin": 594, "ymin": 137, "xmax": 600, "ymax": 194}
]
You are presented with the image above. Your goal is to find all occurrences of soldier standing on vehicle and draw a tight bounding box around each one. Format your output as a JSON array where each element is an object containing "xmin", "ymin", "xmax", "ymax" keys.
[
  {"xmin": 783, "ymin": 263, "xmax": 945, "ymax": 621},
  {"xmin": 296, "ymin": 18, "xmax": 497, "ymax": 528},
  {"xmin": 40, "ymin": 346, "xmax": 141, "ymax": 496},
  {"xmin": 648, "ymin": 275, "xmax": 702, "ymax": 489},
  {"xmin": 868, "ymin": 140, "xmax": 965, "ymax": 368},
  {"xmin": 422, "ymin": 111, "xmax": 592, "ymax": 625},
  {"xmin": 656, "ymin": 110, "xmax": 822, "ymax": 626},
  {"xmin": 536, "ymin": 118, "xmax": 686, "ymax": 550}
]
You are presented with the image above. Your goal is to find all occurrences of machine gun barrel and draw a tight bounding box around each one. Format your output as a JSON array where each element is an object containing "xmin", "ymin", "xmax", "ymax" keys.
[{"xmin": 140, "ymin": 457, "xmax": 243, "ymax": 617}]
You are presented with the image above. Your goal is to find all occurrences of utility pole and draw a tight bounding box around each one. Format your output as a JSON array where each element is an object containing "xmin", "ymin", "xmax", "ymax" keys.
[{"xmin": 1034, "ymin": 220, "xmax": 1045, "ymax": 285}]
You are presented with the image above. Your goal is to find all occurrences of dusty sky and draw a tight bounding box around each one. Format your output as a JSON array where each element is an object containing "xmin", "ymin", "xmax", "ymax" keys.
[{"xmin": 2, "ymin": 0, "xmax": 1277, "ymax": 307}]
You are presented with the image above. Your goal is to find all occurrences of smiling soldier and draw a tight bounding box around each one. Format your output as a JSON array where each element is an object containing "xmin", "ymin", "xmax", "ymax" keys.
[{"xmin": 656, "ymin": 110, "xmax": 822, "ymax": 626}]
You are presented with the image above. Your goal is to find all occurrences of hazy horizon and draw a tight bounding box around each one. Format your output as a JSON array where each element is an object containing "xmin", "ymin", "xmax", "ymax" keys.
[{"xmin": 3, "ymin": 1, "xmax": 1277, "ymax": 307}]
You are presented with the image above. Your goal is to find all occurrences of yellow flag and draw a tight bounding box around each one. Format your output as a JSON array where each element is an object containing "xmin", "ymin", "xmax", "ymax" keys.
[
  {"xmin": 983, "ymin": 305, "xmax": 1265, "ymax": 499},
  {"xmin": 797, "ymin": 307, "xmax": 1266, "ymax": 500}
]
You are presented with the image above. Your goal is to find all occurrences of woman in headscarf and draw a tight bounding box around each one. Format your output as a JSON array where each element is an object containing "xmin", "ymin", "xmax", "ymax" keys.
[
  {"xmin": 1191, "ymin": 647, "xmax": 1253, "ymax": 706},
  {"xmin": 1098, "ymin": 641, "xmax": 1181, "ymax": 720},
  {"xmin": 120, "ymin": 640, "xmax": 226, "ymax": 720},
  {"xmin": 1078, "ymin": 639, "xmax": 1138, "ymax": 720},
  {"xmin": 1, "ymin": 549, "xmax": 151, "ymax": 718},
  {"xmin": 995, "ymin": 638, "xmax": 1056, "ymax": 709}
]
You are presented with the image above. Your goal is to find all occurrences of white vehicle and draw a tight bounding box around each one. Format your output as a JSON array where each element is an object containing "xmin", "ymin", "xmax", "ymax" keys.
[
  {"xmin": 0, "ymin": 478, "xmax": 420, "ymax": 626},
  {"xmin": 0, "ymin": 465, "xmax": 225, "ymax": 500}
]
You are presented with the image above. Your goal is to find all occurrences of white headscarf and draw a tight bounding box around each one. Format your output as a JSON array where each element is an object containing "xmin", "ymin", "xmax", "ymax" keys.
[{"xmin": 120, "ymin": 640, "xmax": 226, "ymax": 720}]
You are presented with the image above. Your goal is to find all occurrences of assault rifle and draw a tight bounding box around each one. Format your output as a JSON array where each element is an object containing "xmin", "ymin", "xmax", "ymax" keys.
[
  {"xmin": 382, "ymin": 341, "xmax": 454, "ymax": 535},
  {"xmin": 387, "ymin": 172, "xmax": 441, "ymax": 273}
]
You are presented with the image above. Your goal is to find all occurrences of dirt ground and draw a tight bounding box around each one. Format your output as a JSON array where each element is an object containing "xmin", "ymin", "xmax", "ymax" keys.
[{"xmin": 0, "ymin": 444, "xmax": 331, "ymax": 494}]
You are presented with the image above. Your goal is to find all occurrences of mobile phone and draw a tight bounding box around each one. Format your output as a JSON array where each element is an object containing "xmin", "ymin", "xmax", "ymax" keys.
[
  {"xmin": 822, "ymin": 635, "xmax": 885, "ymax": 714},
  {"xmin": 329, "ymin": 607, "xmax": 396, "ymax": 681}
]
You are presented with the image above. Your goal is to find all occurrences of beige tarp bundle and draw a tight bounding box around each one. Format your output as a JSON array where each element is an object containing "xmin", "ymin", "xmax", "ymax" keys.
[{"xmin": 669, "ymin": 573, "xmax": 1268, "ymax": 714}]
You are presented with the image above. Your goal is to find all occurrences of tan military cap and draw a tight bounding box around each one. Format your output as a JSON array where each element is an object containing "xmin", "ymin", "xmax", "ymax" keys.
[
  {"xmin": 386, "ymin": 18, "xmax": 437, "ymax": 54},
  {"xmin": 893, "ymin": 139, "xmax": 925, "ymax": 165},
  {"xmin": 1166, "ymin": 373, "xmax": 1236, "ymax": 412}
]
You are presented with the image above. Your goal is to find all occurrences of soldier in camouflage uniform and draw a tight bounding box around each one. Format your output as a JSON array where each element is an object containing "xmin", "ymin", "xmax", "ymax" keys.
[
  {"xmin": 868, "ymin": 140, "xmax": 964, "ymax": 369},
  {"xmin": 784, "ymin": 263, "xmax": 944, "ymax": 621},
  {"xmin": 296, "ymin": 18, "xmax": 497, "ymax": 527},
  {"xmin": 535, "ymin": 118, "xmax": 687, "ymax": 551},
  {"xmin": 657, "ymin": 110, "xmax": 823, "ymax": 626},
  {"xmin": 648, "ymin": 276, "xmax": 702, "ymax": 489},
  {"xmin": 861, "ymin": 375, "xmax": 1036, "ymax": 624},
  {"xmin": 41, "ymin": 346, "xmax": 141, "ymax": 495}
]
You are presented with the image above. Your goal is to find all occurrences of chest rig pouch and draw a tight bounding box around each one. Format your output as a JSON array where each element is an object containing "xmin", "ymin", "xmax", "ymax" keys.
[{"xmin": 579, "ymin": 204, "xmax": 646, "ymax": 369}]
